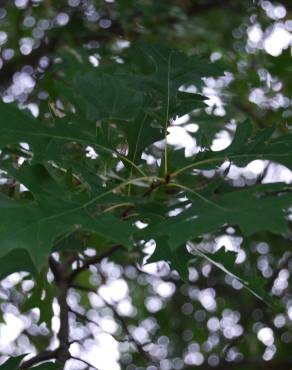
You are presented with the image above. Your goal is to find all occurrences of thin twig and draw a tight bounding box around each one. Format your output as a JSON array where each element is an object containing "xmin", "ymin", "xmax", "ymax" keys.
[
  {"xmin": 71, "ymin": 283, "xmax": 152, "ymax": 362},
  {"xmin": 68, "ymin": 244, "xmax": 123, "ymax": 283},
  {"xmin": 69, "ymin": 308, "xmax": 102, "ymax": 329},
  {"xmin": 256, "ymin": 161, "xmax": 270, "ymax": 184},
  {"xmin": 142, "ymin": 180, "xmax": 163, "ymax": 197},
  {"xmin": 70, "ymin": 356, "xmax": 100, "ymax": 370}
]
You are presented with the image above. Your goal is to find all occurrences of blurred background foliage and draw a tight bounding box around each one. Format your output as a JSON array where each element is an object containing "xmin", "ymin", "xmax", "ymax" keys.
[{"xmin": 0, "ymin": 0, "xmax": 292, "ymax": 369}]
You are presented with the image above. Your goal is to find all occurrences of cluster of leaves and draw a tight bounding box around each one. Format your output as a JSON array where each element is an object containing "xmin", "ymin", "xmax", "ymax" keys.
[
  {"xmin": 1, "ymin": 42, "xmax": 292, "ymax": 298},
  {"xmin": 0, "ymin": 1, "xmax": 292, "ymax": 368}
]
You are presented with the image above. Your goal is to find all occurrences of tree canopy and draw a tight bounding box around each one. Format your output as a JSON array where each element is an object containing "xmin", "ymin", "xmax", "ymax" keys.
[{"xmin": 0, "ymin": 1, "xmax": 292, "ymax": 369}]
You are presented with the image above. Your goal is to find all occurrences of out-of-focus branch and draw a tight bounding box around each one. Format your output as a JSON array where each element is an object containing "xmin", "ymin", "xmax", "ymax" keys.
[
  {"xmin": 184, "ymin": 358, "xmax": 292, "ymax": 370},
  {"xmin": 234, "ymin": 101, "xmax": 266, "ymax": 129},
  {"xmin": 69, "ymin": 307, "xmax": 103, "ymax": 329},
  {"xmin": 0, "ymin": 0, "xmax": 248, "ymax": 88},
  {"xmin": 71, "ymin": 282, "xmax": 153, "ymax": 363},
  {"xmin": 0, "ymin": 12, "xmax": 125, "ymax": 87},
  {"xmin": 186, "ymin": 0, "xmax": 234, "ymax": 16},
  {"xmin": 49, "ymin": 255, "xmax": 71, "ymax": 366},
  {"xmin": 70, "ymin": 356, "xmax": 100, "ymax": 370},
  {"xmin": 68, "ymin": 244, "xmax": 123, "ymax": 283}
]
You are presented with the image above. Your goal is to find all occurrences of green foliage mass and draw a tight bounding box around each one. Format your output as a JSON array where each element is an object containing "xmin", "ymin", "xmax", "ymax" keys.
[
  {"xmin": 0, "ymin": 44, "xmax": 291, "ymax": 297},
  {"xmin": 0, "ymin": 0, "xmax": 291, "ymax": 369}
]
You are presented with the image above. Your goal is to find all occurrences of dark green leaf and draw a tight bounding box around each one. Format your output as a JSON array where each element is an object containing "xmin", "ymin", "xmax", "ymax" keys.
[
  {"xmin": 144, "ymin": 183, "xmax": 292, "ymax": 249},
  {"xmin": 22, "ymin": 269, "xmax": 57, "ymax": 326},
  {"xmin": 0, "ymin": 163, "xmax": 135, "ymax": 269},
  {"xmin": 147, "ymin": 237, "xmax": 193, "ymax": 280},
  {"xmin": 0, "ymin": 355, "xmax": 26, "ymax": 370},
  {"xmin": 0, "ymin": 249, "xmax": 37, "ymax": 281},
  {"xmin": 60, "ymin": 72, "xmax": 144, "ymax": 122}
]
